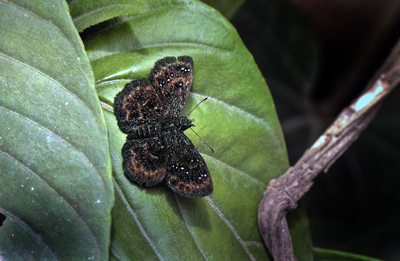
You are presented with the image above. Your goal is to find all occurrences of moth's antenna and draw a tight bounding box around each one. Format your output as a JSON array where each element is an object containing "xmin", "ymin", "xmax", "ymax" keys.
[
  {"xmin": 187, "ymin": 97, "xmax": 208, "ymax": 117},
  {"xmin": 190, "ymin": 128, "xmax": 214, "ymax": 153},
  {"xmin": 186, "ymin": 97, "xmax": 214, "ymax": 153}
]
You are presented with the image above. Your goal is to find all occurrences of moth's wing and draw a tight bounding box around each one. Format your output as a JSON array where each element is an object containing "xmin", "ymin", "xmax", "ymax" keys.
[
  {"xmin": 149, "ymin": 56, "xmax": 193, "ymax": 116},
  {"xmin": 122, "ymin": 135, "xmax": 167, "ymax": 186},
  {"xmin": 114, "ymin": 79, "xmax": 164, "ymax": 133},
  {"xmin": 164, "ymin": 131, "xmax": 213, "ymax": 197}
]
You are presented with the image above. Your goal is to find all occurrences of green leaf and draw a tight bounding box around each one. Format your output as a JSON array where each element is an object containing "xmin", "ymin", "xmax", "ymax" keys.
[
  {"xmin": 0, "ymin": 0, "xmax": 113, "ymax": 260},
  {"xmin": 70, "ymin": 0, "xmax": 149, "ymax": 32},
  {"xmin": 82, "ymin": 0, "xmax": 311, "ymax": 259},
  {"xmin": 313, "ymin": 248, "xmax": 382, "ymax": 261}
]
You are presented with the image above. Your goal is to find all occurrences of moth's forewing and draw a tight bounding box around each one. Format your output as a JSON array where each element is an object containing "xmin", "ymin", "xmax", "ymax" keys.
[
  {"xmin": 150, "ymin": 56, "xmax": 193, "ymax": 116},
  {"xmin": 114, "ymin": 79, "xmax": 164, "ymax": 133}
]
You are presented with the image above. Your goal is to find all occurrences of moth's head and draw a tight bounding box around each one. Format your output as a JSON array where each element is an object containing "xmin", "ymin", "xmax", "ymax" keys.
[{"xmin": 178, "ymin": 116, "xmax": 195, "ymax": 131}]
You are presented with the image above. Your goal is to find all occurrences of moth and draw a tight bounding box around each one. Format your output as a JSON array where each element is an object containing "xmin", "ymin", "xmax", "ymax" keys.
[{"xmin": 114, "ymin": 56, "xmax": 213, "ymax": 197}]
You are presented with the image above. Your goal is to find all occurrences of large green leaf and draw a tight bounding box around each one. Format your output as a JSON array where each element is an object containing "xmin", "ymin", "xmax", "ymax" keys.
[
  {"xmin": 75, "ymin": 0, "xmax": 312, "ymax": 259},
  {"xmin": 0, "ymin": 0, "xmax": 113, "ymax": 259}
]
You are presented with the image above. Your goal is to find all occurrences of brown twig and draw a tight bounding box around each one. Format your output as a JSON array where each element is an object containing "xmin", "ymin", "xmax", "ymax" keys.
[{"xmin": 258, "ymin": 38, "xmax": 400, "ymax": 261}]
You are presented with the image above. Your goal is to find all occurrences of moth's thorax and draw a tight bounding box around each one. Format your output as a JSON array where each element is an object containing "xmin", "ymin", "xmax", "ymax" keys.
[{"xmin": 129, "ymin": 115, "xmax": 194, "ymax": 139}]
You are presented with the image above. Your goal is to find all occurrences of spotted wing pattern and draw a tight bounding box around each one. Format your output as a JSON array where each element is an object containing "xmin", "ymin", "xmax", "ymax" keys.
[
  {"xmin": 114, "ymin": 79, "xmax": 164, "ymax": 133},
  {"xmin": 150, "ymin": 56, "xmax": 193, "ymax": 116},
  {"xmin": 164, "ymin": 130, "xmax": 213, "ymax": 197}
]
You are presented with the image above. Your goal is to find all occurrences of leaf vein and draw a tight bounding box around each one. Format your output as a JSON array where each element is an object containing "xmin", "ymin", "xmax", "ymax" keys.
[
  {"xmin": 174, "ymin": 194, "xmax": 207, "ymax": 260},
  {"xmin": 0, "ymin": 50, "xmax": 98, "ymax": 136},
  {"xmin": 205, "ymin": 197, "xmax": 256, "ymax": 261},
  {"xmin": 113, "ymin": 178, "xmax": 163, "ymax": 260},
  {"xmin": 201, "ymin": 154, "xmax": 266, "ymax": 187},
  {"xmin": 0, "ymin": 105, "xmax": 105, "ymax": 191},
  {"xmin": 0, "ymin": 208, "xmax": 56, "ymax": 260},
  {"xmin": 0, "ymin": 150, "xmax": 100, "ymax": 256},
  {"xmin": 191, "ymin": 93, "xmax": 272, "ymax": 133}
]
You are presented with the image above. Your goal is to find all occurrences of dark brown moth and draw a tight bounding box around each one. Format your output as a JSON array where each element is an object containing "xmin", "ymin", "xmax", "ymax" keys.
[{"xmin": 114, "ymin": 56, "xmax": 213, "ymax": 197}]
